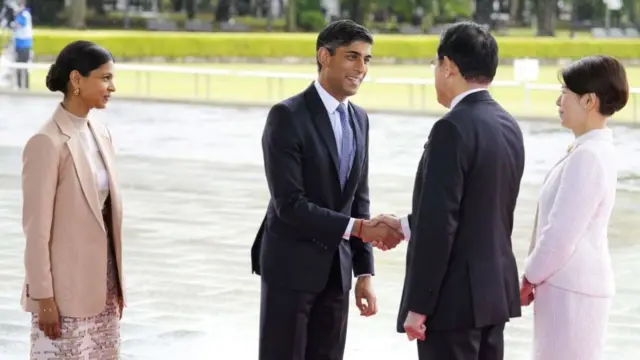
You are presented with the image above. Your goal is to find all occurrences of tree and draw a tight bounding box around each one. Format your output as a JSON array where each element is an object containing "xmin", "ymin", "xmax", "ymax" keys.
[
  {"xmin": 215, "ymin": 0, "xmax": 232, "ymax": 22},
  {"xmin": 69, "ymin": 0, "xmax": 87, "ymax": 29},
  {"xmin": 535, "ymin": 0, "xmax": 555, "ymax": 36},
  {"xmin": 23, "ymin": 0, "xmax": 65, "ymax": 25},
  {"xmin": 88, "ymin": 0, "xmax": 105, "ymax": 15},
  {"xmin": 185, "ymin": 0, "xmax": 196, "ymax": 18},
  {"xmin": 346, "ymin": 0, "xmax": 372, "ymax": 25},
  {"xmin": 509, "ymin": 0, "xmax": 526, "ymax": 26},
  {"xmin": 286, "ymin": 0, "xmax": 296, "ymax": 31},
  {"xmin": 474, "ymin": 0, "xmax": 493, "ymax": 26},
  {"xmin": 625, "ymin": 0, "xmax": 638, "ymax": 24}
]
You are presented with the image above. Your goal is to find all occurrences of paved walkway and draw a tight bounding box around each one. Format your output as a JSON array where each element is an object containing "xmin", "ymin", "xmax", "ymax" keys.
[{"xmin": 0, "ymin": 95, "xmax": 639, "ymax": 359}]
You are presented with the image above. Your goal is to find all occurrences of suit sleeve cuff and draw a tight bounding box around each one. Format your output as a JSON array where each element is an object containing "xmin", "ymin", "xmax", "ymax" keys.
[
  {"xmin": 400, "ymin": 215, "xmax": 411, "ymax": 242},
  {"xmin": 343, "ymin": 218, "xmax": 356, "ymax": 240},
  {"xmin": 356, "ymin": 273, "xmax": 372, "ymax": 278}
]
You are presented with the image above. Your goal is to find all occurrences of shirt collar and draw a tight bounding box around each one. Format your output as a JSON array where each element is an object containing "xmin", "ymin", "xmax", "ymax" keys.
[
  {"xmin": 449, "ymin": 88, "xmax": 487, "ymax": 110},
  {"xmin": 314, "ymin": 80, "xmax": 348, "ymax": 115},
  {"xmin": 573, "ymin": 128, "xmax": 613, "ymax": 149}
]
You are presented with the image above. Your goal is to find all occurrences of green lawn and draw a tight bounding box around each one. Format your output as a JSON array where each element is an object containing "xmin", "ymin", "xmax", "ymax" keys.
[{"xmin": 25, "ymin": 62, "xmax": 640, "ymax": 123}]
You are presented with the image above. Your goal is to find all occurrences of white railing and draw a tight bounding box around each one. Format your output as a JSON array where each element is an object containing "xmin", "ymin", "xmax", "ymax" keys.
[{"xmin": 1, "ymin": 61, "xmax": 639, "ymax": 122}]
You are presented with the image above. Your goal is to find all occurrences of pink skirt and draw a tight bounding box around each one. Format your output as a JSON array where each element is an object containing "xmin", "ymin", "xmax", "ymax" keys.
[
  {"xmin": 532, "ymin": 282, "xmax": 612, "ymax": 360},
  {"xmin": 30, "ymin": 249, "xmax": 121, "ymax": 359}
]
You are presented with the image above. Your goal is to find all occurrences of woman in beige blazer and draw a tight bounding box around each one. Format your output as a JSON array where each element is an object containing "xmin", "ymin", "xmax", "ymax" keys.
[
  {"xmin": 20, "ymin": 40, "xmax": 125, "ymax": 359},
  {"xmin": 520, "ymin": 55, "xmax": 629, "ymax": 360}
]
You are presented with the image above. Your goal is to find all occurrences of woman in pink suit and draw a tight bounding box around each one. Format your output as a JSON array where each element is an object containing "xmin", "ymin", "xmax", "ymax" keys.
[{"xmin": 520, "ymin": 55, "xmax": 629, "ymax": 360}]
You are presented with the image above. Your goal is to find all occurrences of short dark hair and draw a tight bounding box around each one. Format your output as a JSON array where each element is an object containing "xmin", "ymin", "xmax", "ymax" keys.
[
  {"xmin": 559, "ymin": 55, "xmax": 629, "ymax": 117},
  {"xmin": 437, "ymin": 21, "xmax": 498, "ymax": 84},
  {"xmin": 45, "ymin": 40, "xmax": 114, "ymax": 95},
  {"xmin": 315, "ymin": 19, "xmax": 373, "ymax": 72}
]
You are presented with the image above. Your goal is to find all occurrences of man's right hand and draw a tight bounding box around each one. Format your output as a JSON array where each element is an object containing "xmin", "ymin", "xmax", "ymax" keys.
[
  {"xmin": 37, "ymin": 297, "xmax": 61, "ymax": 339},
  {"xmin": 371, "ymin": 215, "xmax": 405, "ymax": 250},
  {"xmin": 353, "ymin": 217, "xmax": 404, "ymax": 250}
]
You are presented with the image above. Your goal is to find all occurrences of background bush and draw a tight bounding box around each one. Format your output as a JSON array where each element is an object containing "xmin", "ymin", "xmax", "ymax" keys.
[{"xmin": 30, "ymin": 29, "xmax": 640, "ymax": 60}]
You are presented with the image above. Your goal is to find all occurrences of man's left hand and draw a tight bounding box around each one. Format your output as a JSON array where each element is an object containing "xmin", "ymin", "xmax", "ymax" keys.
[
  {"xmin": 404, "ymin": 311, "xmax": 426, "ymax": 341},
  {"xmin": 355, "ymin": 276, "xmax": 377, "ymax": 317}
]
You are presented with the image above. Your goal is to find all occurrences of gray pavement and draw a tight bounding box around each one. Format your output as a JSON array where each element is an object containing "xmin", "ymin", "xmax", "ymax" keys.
[{"xmin": 1, "ymin": 95, "xmax": 639, "ymax": 359}]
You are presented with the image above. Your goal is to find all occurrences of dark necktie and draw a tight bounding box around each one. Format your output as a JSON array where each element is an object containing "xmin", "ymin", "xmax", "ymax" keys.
[{"xmin": 336, "ymin": 103, "xmax": 353, "ymax": 189}]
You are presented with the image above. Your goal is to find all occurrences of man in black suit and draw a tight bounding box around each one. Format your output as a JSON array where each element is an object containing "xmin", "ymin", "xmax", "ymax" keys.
[
  {"xmin": 374, "ymin": 22, "xmax": 525, "ymax": 359},
  {"xmin": 251, "ymin": 20, "xmax": 402, "ymax": 360}
]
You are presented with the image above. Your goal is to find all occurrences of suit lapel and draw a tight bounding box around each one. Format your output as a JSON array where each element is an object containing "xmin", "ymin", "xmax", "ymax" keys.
[
  {"xmin": 305, "ymin": 84, "xmax": 341, "ymax": 182},
  {"xmin": 54, "ymin": 107, "xmax": 105, "ymax": 232}
]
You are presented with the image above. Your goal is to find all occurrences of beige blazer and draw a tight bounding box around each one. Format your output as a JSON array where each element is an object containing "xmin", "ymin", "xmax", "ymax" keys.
[{"xmin": 20, "ymin": 105, "xmax": 126, "ymax": 318}]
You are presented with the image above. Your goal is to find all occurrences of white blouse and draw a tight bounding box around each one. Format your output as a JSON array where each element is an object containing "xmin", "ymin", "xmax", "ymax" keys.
[{"xmin": 65, "ymin": 109, "xmax": 110, "ymax": 210}]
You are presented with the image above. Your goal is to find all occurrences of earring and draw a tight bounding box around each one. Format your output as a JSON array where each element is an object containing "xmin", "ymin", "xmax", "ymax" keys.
[{"xmin": 73, "ymin": 88, "xmax": 80, "ymax": 96}]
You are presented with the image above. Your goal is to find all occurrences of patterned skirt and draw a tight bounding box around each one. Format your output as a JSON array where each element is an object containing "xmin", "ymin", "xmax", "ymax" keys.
[{"xmin": 30, "ymin": 248, "xmax": 121, "ymax": 360}]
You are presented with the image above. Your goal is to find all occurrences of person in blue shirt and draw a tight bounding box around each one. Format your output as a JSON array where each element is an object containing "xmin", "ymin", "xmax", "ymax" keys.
[{"xmin": 12, "ymin": 0, "xmax": 32, "ymax": 89}]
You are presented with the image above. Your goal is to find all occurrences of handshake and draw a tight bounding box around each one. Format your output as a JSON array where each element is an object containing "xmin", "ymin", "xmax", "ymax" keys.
[{"xmin": 354, "ymin": 215, "xmax": 405, "ymax": 251}]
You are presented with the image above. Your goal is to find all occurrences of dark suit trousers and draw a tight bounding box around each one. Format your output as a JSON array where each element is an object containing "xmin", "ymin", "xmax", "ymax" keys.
[
  {"xmin": 417, "ymin": 323, "xmax": 505, "ymax": 360},
  {"xmin": 259, "ymin": 253, "xmax": 349, "ymax": 360},
  {"xmin": 15, "ymin": 47, "xmax": 30, "ymax": 89}
]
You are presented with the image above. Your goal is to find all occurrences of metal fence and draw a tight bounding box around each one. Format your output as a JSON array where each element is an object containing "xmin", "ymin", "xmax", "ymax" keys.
[{"xmin": 1, "ymin": 61, "xmax": 638, "ymax": 122}]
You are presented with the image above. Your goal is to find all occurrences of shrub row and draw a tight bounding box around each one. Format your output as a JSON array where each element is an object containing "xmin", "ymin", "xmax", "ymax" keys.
[{"xmin": 31, "ymin": 30, "xmax": 640, "ymax": 60}]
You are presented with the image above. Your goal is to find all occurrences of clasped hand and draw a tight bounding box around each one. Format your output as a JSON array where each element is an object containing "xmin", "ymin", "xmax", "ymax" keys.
[
  {"xmin": 358, "ymin": 214, "xmax": 404, "ymax": 250},
  {"xmin": 519, "ymin": 276, "xmax": 535, "ymax": 306}
]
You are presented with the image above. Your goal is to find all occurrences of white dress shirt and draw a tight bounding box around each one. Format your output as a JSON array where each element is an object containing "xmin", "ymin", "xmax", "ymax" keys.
[
  {"xmin": 524, "ymin": 128, "xmax": 617, "ymax": 297},
  {"xmin": 399, "ymin": 88, "xmax": 488, "ymax": 240},
  {"xmin": 312, "ymin": 80, "xmax": 357, "ymax": 240}
]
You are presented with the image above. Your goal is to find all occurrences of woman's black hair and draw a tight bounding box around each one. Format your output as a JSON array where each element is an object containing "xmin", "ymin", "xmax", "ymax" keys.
[
  {"xmin": 45, "ymin": 40, "xmax": 115, "ymax": 94},
  {"xmin": 559, "ymin": 55, "xmax": 629, "ymax": 117}
]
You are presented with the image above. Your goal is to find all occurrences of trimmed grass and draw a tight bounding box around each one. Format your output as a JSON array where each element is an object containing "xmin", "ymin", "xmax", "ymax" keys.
[{"xmin": 23, "ymin": 62, "xmax": 640, "ymax": 122}]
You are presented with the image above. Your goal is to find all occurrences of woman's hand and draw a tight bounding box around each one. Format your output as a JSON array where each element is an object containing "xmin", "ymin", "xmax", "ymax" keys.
[
  {"xmin": 519, "ymin": 277, "xmax": 535, "ymax": 306},
  {"xmin": 37, "ymin": 297, "xmax": 61, "ymax": 339}
]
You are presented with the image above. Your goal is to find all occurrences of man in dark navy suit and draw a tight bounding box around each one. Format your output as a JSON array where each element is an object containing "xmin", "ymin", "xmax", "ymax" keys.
[
  {"xmin": 375, "ymin": 22, "xmax": 525, "ymax": 360},
  {"xmin": 251, "ymin": 20, "xmax": 402, "ymax": 360}
]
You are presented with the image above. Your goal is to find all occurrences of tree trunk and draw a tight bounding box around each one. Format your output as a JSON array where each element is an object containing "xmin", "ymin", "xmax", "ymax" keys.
[
  {"xmin": 474, "ymin": 0, "xmax": 493, "ymax": 27},
  {"xmin": 215, "ymin": 0, "xmax": 231, "ymax": 22},
  {"xmin": 509, "ymin": 0, "xmax": 525, "ymax": 25},
  {"xmin": 535, "ymin": 0, "xmax": 555, "ymax": 36},
  {"xmin": 266, "ymin": 0, "xmax": 274, "ymax": 31},
  {"xmin": 351, "ymin": 0, "xmax": 363, "ymax": 24},
  {"xmin": 255, "ymin": 0, "xmax": 263, "ymax": 17},
  {"xmin": 185, "ymin": 0, "xmax": 196, "ymax": 18},
  {"xmin": 350, "ymin": 0, "xmax": 374, "ymax": 25},
  {"xmin": 286, "ymin": 0, "xmax": 296, "ymax": 32},
  {"xmin": 171, "ymin": 0, "xmax": 182, "ymax": 11},
  {"xmin": 68, "ymin": 0, "xmax": 87, "ymax": 29},
  {"xmin": 627, "ymin": 0, "xmax": 637, "ymax": 24}
]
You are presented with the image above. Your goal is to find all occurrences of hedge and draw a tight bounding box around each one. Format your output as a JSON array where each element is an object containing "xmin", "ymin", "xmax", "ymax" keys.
[{"xmin": 29, "ymin": 29, "xmax": 640, "ymax": 60}]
